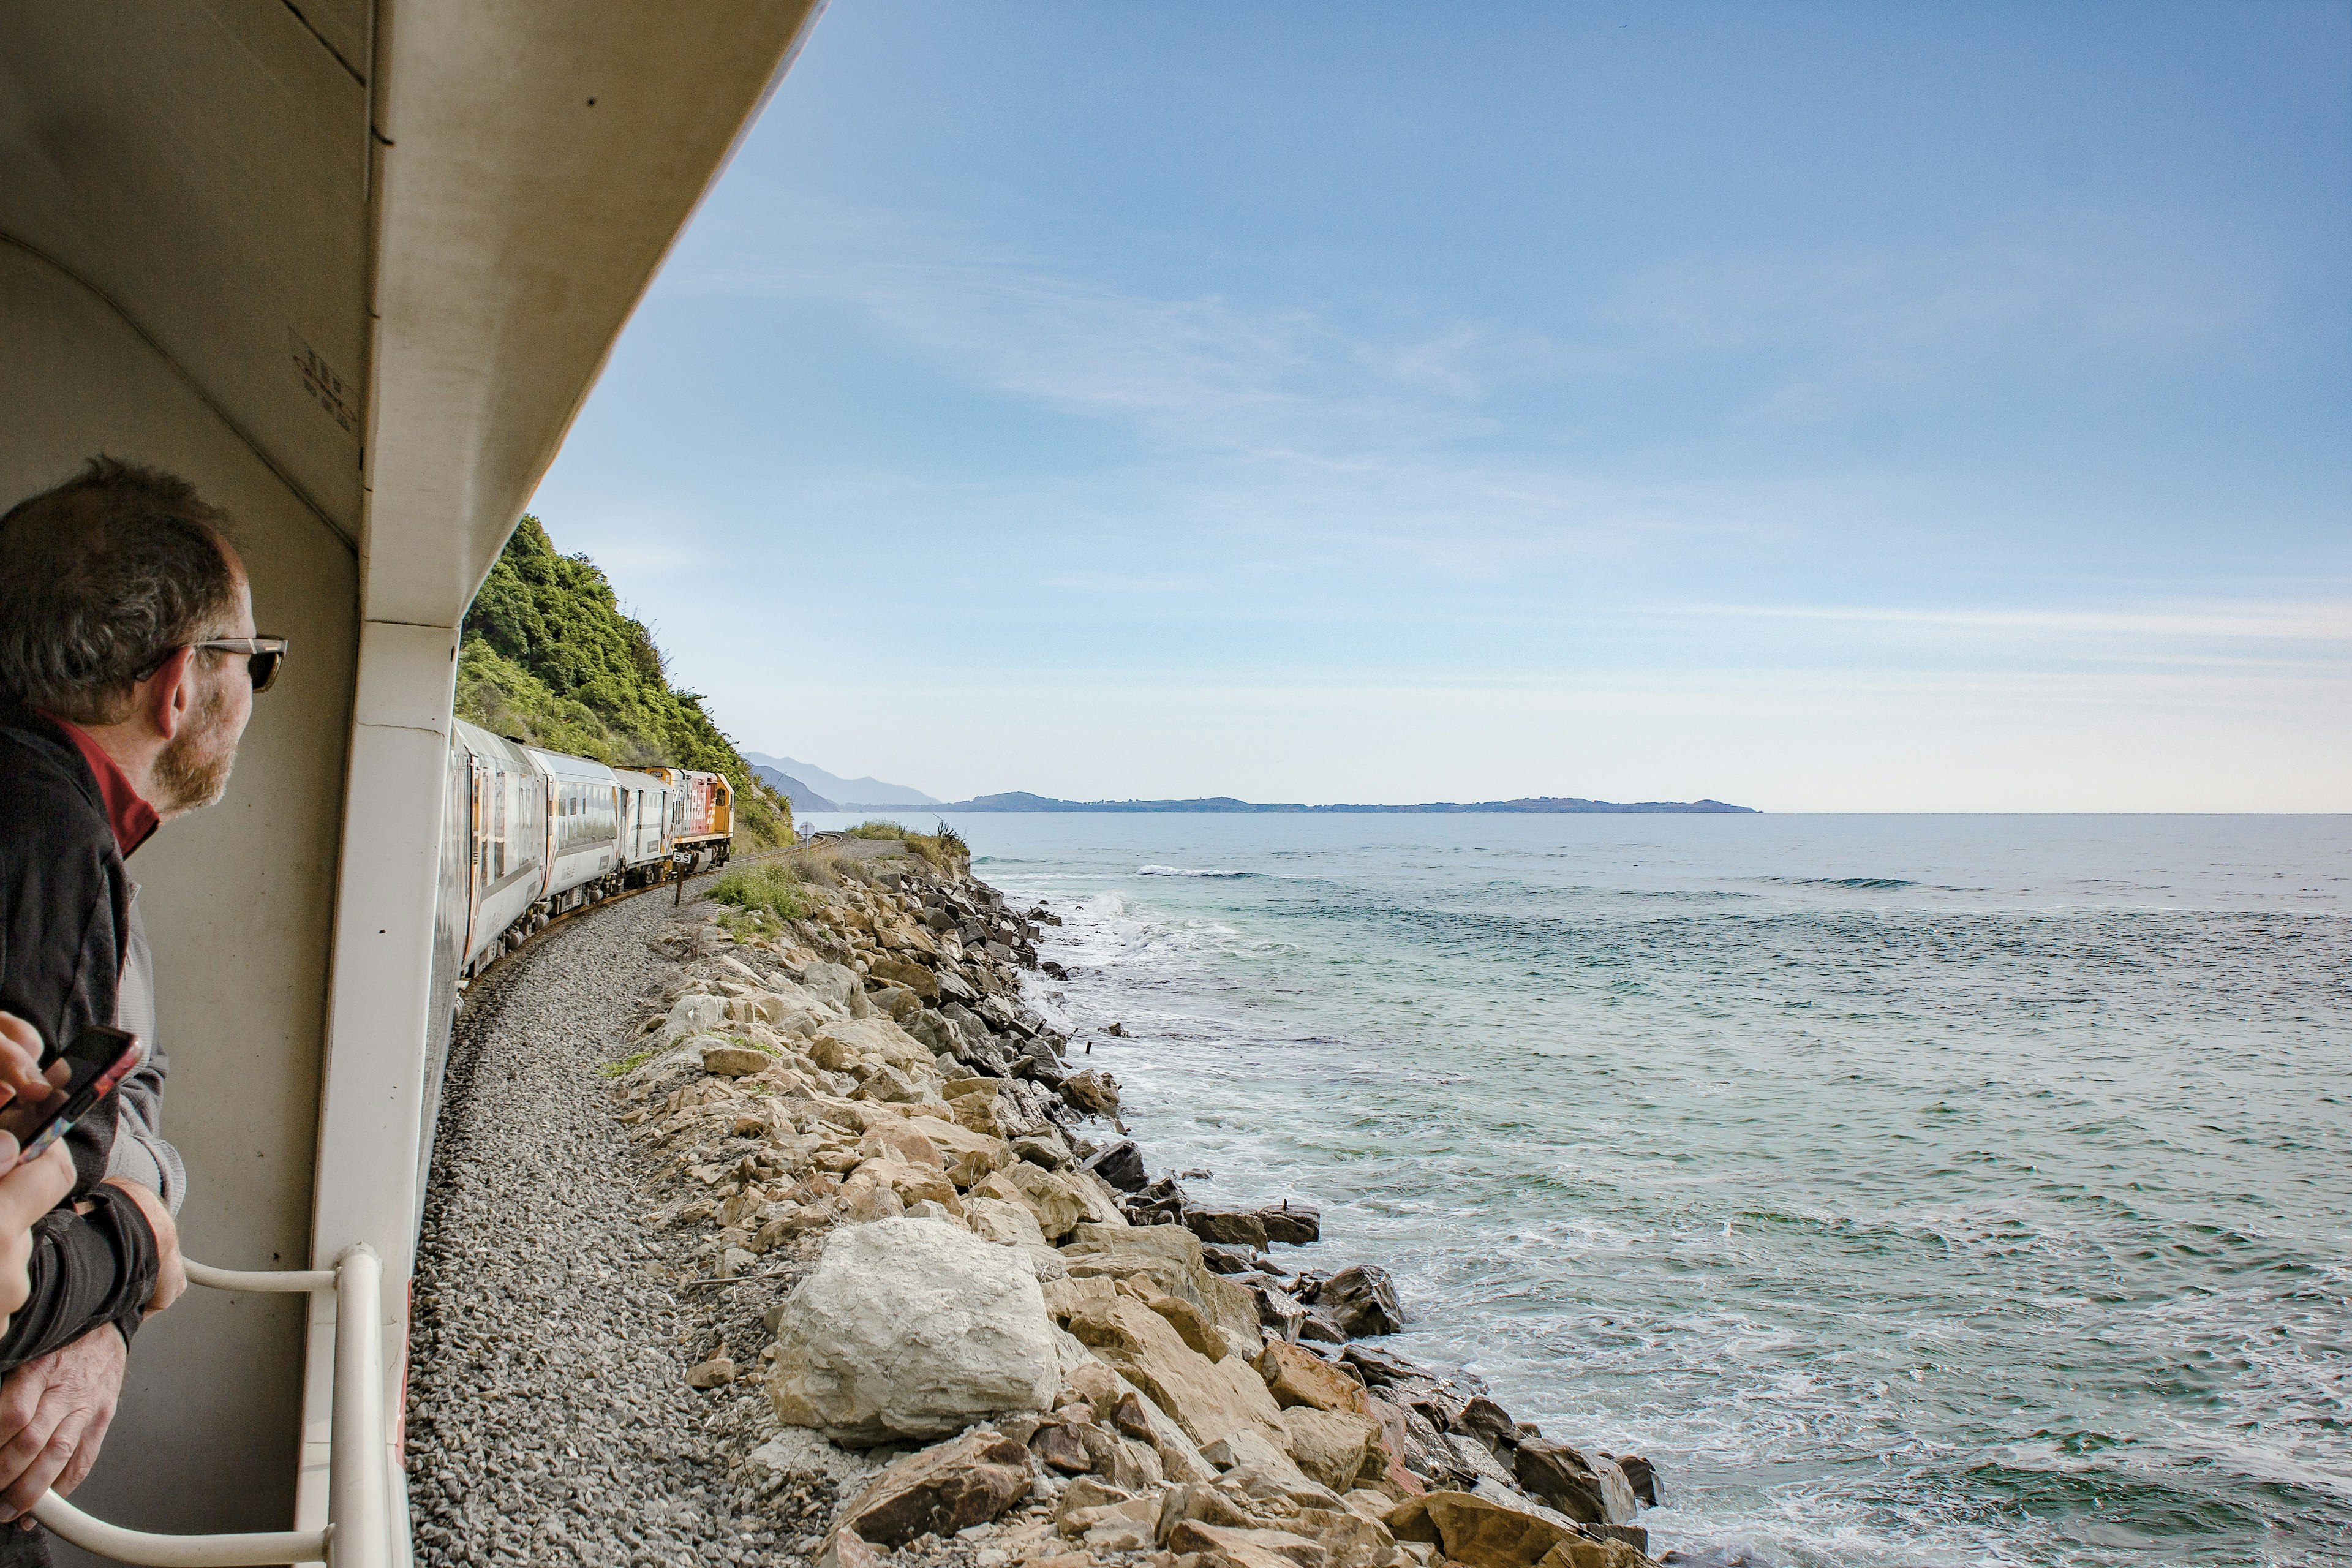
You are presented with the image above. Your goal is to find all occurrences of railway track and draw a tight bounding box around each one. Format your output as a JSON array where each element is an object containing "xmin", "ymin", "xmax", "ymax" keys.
[{"xmin": 454, "ymin": 842, "xmax": 802, "ymax": 1003}]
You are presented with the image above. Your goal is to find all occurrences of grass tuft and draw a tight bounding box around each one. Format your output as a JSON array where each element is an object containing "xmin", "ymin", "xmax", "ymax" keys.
[
  {"xmin": 710, "ymin": 862, "xmax": 810, "ymax": 922},
  {"xmin": 599, "ymin": 1044, "xmax": 662, "ymax": 1079}
]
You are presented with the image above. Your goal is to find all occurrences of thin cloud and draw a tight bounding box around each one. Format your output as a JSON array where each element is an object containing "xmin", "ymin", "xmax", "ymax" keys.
[{"xmin": 1679, "ymin": 600, "xmax": 2352, "ymax": 643}]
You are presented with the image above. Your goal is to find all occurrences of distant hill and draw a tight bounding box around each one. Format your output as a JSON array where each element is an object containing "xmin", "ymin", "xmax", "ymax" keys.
[
  {"xmin": 937, "ymin": 792, "xmax": 1757, "ymax": 814},
  {"xmin": 750, "ymin": 763, "xmax": 838, "ymax": 813},
  {"xmin": 454, "ymin": 515, "xmax": 792, "ymax": 846},
  {"xmin": 741, "ymin": 753, "xmax": 938, "ymax": 808}
]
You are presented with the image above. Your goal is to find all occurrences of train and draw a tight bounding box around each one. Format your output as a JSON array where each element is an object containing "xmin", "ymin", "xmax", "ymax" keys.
[{"xmin": 437, "ymin": 720, "xmax": 736, "ymax": 984}]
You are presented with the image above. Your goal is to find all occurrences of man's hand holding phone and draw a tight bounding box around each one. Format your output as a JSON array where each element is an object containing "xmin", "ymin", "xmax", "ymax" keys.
[
  {"xmin": 0, "ymin": 1019, "xmax": 67, "ymax": 1139},
  {"xmin": 0, "ymin": 1016, "xmax": 76, "ymax": 1337}
]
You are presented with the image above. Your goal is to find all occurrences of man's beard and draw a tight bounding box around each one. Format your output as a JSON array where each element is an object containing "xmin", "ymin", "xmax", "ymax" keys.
[{"xmin": 153, "ymin": 676, "xmax": 238, "ymax": 814}]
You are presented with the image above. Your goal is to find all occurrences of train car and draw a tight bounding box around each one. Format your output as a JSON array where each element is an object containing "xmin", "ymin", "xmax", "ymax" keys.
[
  {"xmin": 613, "ymin": 767, "xmax": 676, "ymax": 884},
  {"xmin": 651, "ymin": 766, "xmax": 734, "ymax": 872},
  {"xmin": 1, "ymin": 2, "xmax": 820, "ymax": 1561},
  {"xmin": 448, "ymin": 722, "xmax": 549, "ymax": 973},
  {"xmin": 522, "ymin": 743, "xmax": 625, "ymax": 908}
]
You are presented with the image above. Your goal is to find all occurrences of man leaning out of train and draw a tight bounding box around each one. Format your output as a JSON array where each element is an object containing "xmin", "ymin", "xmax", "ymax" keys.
[{"xmin": 0, "ymin": 458, "xmax": 279, "ymax": 1551}]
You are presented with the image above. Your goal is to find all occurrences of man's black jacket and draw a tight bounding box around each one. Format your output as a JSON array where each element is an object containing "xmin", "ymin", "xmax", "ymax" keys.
[{"xmin": 0, "ymin": 706, "xmax": 161, "ymax": 1366}]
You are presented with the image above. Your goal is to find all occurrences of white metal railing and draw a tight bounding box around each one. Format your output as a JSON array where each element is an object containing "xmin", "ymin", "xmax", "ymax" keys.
[{"xmin": 30, "ymin": 1245, "xmax": 394, "ymax": 1567}]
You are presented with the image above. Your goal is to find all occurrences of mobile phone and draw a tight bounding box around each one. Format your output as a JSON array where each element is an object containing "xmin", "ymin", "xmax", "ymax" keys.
[{"xmin": 1, "ymin": 1024, "xmax": 144, "ymax": 1169}]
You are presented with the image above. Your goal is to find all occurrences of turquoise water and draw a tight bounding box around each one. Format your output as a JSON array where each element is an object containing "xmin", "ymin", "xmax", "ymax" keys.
[{"xmin": 806, "ymin": 813, "xmax": 2352, "ymax": 1566}]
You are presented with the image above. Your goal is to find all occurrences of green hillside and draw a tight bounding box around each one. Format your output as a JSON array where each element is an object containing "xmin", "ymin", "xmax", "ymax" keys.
[{"xmin": 455, "ymin": 515, "xmax": 791, "ymax": 848}]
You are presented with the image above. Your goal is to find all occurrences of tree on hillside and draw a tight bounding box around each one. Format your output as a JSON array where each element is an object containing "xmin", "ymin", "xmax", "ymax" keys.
[{"xmin": 455, "ymin": 514, "xmax": 790, "ymax": 846}]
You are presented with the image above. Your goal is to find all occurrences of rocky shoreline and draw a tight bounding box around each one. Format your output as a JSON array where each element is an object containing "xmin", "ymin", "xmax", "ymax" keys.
[{"xmin": 408, "ymin": 834, "xmax": 1675, "ymax": 1568}]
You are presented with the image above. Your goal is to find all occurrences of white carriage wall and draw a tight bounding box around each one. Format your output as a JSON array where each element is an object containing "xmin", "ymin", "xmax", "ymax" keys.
[{"xmin": 0, "ymin": 243, "xmax": 359, "ymax": 1548}]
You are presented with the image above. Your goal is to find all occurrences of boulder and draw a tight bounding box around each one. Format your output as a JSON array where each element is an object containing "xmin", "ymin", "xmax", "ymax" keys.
[
  {"xmin": 1299, "ymin": 1311, "xmax": 1349, "ymax": 1344},
  {"xmin": 1259, "ymin": 1341, "xmax": 1365, "ymax": 1413},
  {"xmin": 1031, "ymin": 1420, "xmax": 1094, "ymax": 1474},
  {"xmin": 1293, "ymin": 1506, "xmax": 1395, "ymax": 1561},
  {"xmin": 1155, "ymin": 1481, "xmax": 1258, "ymax": 1539},
  {"xmin": 1533, "ymin": 1540, "xmax": 1653, "ymax": 1568},
  {"xmin": 1605, "ymin": 1453, "xmax": 1657, "ymax": 1508},
  {"xmin": 1449, "ymin": 1433, "xmax": 1521, "ymax": 1493},
  {"xmin": 853, "ymin": 1064, "xmax": 923, "ymax": 1104},
  {"xmin": 700, "ymin": 1043, "xmax": 774, "ymax": 1077},
  {"xmin": 1458, "ymin": 1397, "xmax": 1520, "ymax": 1455},
  {"xmin": 867, "ymin": 984, "xmax": 922, "ymax": 1022},
  {"xmin": 1166, "ymin": 1520, "xmax": 1330, "ymax": 1568},
  {"xmin": 846, "ymin": 1158, "xmax": 961, "ymax": 1215},
  {"xmin": 1186, "ymin": 1208, "xmax": 1270, "ymax": 1251},
  {"xmin": 1319, "ymin": 1266, "xmax": 1404, "ymax": 1336},
  {"xmin": 1062, "ymin": 1069, "xmax": 1125, "ymax": 1122},
  {"xmin": 1061, "ymin": 1224, "xmax": 1264, "ymax": 1348},
  {"xmin": 1013, "ymin": 1131, "xmax": 1074, "ymax": 1169},
  {"xmin": 1251, "ymin": 1282, "xmax": 1310, "ymax": 1340},
  {"xmin": 1337, "ymin": 1343, "xmax": 1426, "ymax": 1392},
  {"xmin": 1073, "ymin": 1494, "xmax": 1162, "ymax": 1554},
  {"xmin": 840, "ymin": 1180, "xmax": 906, "ymax": 1223},
  {"xmin": 1355, "ymin": 1392, "xmax": 1428, "ymax": 1498},
  {"xmin": 1063, "ymin": 1296, "xmax": 1286, "ymax": 1450},
  {"xmin": 922, "ymin": 1120, "xmax": 1017, "ymax": 1188},
  {"xmin": 967, "ymin": 1196, "xmax": 1050, "ymax": 1250},
  {"xmin": 666, "ymin": 992, "xmax": 728, "ymax": 1039},
  {"xmin": 752, "ymin": 1200, "xmax": 832, "ymax": 1253},
  {"xmin": 1200, "ymin": 1428, "xmax": 1319, "ymax": 1495},
  {"xmin": 797, "ymin": 961, "xmax": 864, "ymax": 1010},
  {"xmin": 836, "ymin": 1429, "xmax": 1036, "ymax": 1546},
  {"xmin": 815, "ymin": 1526, "xmax": 886, "ymax": 1568},
  {"xmin": 1396, "ymin": 1406, "xmax": 1477, "ymax": 1491},
  {"xmin": 867, "ymin": 954, "xmax": 939, "ymax": 1000},
  {"xmin": 974, "ymin": 1164, "xmax": 1089, "ymax": 1241},
  {"xmin": 821, "ymin": 1015, "xmax": 938, "ymax": 1072},
  {"xmin": 767, "ymin": 1216, "xmax": 1059, "ymax": 1444},
  {"xmin": 1058, "ymin": 1357, "xmax": 1217, "ymax": 1485},
  {"xmin": 1139, "ymin": 1291, "xmax": 1227, "ymax": 1362},
  {"xmin": 1510, "ymin": 1442, "xmax": 1602, "ymax": 1523},
  {"xmin": 858, "ymin": 1122, "xmax": 943, "ymax": 1169},
  {"xmin": 1259, "ymin": 1204, "xmax": 1322, "ymax": 1246},
  {"xmin": 1279, "ymin": 1406, "xmax": 1382, "ymax": 1493},
  {"xmin": 1385, "ymin": 1491, "xmax": 1573, "ymax": 1568},
  {"xmin": 685, "ymin": 1355, "xmax": 737, "ymax": 1389},
  {"xmin": 952, "ymin": 1089, "xmax": 1008, "ymax": 1138},
  {"xmin": 1081, "ymin": 1137, "xmax": 1148, "ymax": 1191}
]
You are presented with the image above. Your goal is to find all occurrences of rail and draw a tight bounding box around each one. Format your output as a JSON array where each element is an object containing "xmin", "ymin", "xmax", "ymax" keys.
[{"xmin": 30, "ymin": 1246, "xmax": 394, "ymax": 1567}]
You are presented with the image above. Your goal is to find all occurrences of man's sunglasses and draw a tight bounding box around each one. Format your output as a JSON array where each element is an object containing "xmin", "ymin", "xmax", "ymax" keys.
[{"xmin": 189, "ymin": 637, "xmax": 290, "ymax": 694}]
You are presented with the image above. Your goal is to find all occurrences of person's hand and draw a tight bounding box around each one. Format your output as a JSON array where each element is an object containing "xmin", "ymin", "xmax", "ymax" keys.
[
  {"xmin": 0, "ymin": 1016, "xmax": 68, "ymax": 1132},
  {"xmin": 99, "ymin": 1180, "xmax": 183, "ymax": 1319},
  {"xmin": 0, "ymin": 1144, "xmax": 72, "ymax": 1336},
  {"xmin": 0, "ymin": 1327, "xmax": 125, "ymax": 1522}
]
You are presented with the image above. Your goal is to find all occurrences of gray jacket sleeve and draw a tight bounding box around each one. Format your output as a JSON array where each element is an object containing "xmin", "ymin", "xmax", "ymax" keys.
[{"xmin": 104, "ymin": 891, "xmax": 186, "ymax": 1214}]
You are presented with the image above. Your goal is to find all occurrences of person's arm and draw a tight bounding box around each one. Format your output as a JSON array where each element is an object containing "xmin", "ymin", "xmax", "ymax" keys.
[
  {"xmin": 0, "ymin": 1191, "xmax": 159, "ymax": 1371},
  {"xmin": 0, "ymin": 1017, "xmax": 168, "ymax": 1373},
  {"xmin": 99, "ymin": 1057, "xmax": 182, "ymax": 1216},
  {"xmin": 0, "ymin": 1179, "xmax": 183, "ymax": 1522},
  {"xmin": 0, "ymin": 1149, "xmax": 75, "ymax": 1343}
]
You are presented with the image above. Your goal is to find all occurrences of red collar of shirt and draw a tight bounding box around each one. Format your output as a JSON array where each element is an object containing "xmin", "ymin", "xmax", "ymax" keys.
[{"xmin": 41, "ymin": 715, "xmax": 160, "ymax": 858}]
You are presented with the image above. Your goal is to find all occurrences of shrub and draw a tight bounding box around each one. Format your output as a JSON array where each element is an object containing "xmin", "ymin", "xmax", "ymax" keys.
[
  {"xmin": 846, "ymin": 818, "xmax": 970, "ymax": 873},
  {"xmin": 709, "ymin": 862, "xmax": 809, "ymax": 923}
]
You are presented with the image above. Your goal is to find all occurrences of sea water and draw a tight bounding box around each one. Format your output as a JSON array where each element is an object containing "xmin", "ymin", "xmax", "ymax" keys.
[{"xmin": 801, "ymin": 813, "xmax": 2352, "ymax": 1566}]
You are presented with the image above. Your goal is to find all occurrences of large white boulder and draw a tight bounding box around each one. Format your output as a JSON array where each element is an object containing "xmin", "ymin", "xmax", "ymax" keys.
[{"xmin": 768, "ymin": 1216, "xmax": 1060, "ymax": 1445}]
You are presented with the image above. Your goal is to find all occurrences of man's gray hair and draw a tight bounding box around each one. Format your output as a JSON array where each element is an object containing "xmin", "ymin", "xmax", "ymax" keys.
[{"xmin": 0, "ymin": 458, "xmax": 243, "ymax": 725}]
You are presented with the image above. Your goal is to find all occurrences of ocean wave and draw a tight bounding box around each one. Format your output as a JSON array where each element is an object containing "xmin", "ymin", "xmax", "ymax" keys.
[{"xmin": 1138, "ymin": 864, "xmax": 1257, "ymax": 878}]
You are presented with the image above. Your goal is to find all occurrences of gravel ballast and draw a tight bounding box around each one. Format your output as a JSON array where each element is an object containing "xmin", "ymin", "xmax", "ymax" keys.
[{"xmin": 406, "ymin": 876, "xmax": 842, "ymax": 1568}]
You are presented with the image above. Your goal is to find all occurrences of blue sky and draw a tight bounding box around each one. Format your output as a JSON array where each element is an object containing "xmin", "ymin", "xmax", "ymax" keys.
[{"xmin": 530, "ymin": 0, "xmax": 2351, "ymax": 810}]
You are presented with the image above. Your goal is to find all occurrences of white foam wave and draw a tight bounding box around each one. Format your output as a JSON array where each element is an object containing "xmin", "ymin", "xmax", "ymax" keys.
[{"xmin": 1138, "ymin": 863, "xmax": 1255, "ymax": 878}]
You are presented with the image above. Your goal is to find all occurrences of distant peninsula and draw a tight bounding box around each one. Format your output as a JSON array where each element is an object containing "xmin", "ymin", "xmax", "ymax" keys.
[{"xmin": 929, "ymin": 791, "xmax": 1757, "ymax": 814}]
